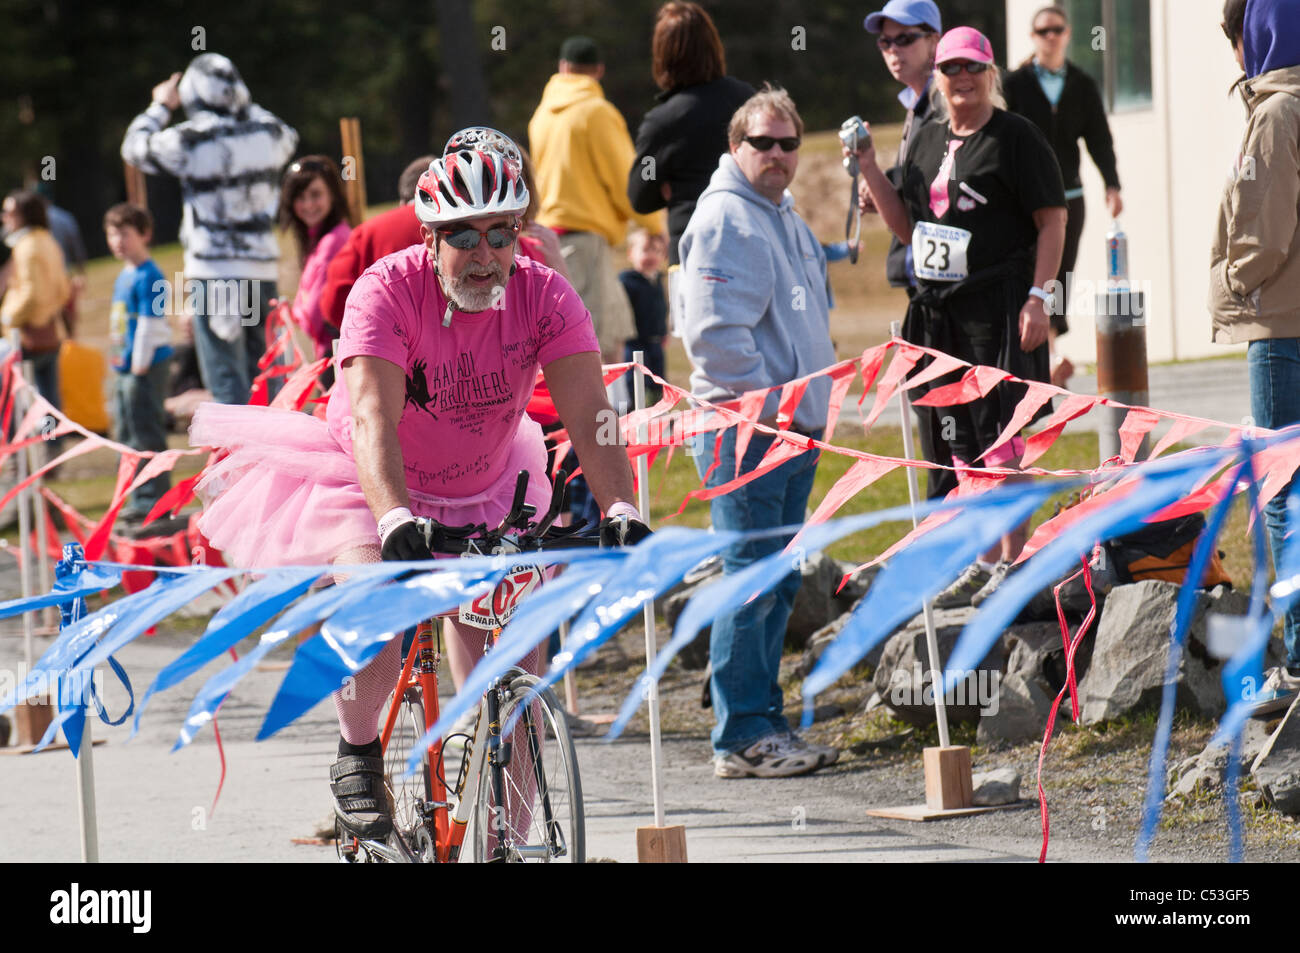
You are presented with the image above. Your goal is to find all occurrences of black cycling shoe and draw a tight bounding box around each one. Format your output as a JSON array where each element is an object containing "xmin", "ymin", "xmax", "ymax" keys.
[{"xmin": 330, "ymin": 754, "xmax": 393, "ymax": 839}]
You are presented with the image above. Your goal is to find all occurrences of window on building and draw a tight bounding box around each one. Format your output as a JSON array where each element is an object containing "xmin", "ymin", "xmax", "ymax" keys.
[{"xmin": 1066, "ymin": 0, "xmax": 1153, "ymax": 111}]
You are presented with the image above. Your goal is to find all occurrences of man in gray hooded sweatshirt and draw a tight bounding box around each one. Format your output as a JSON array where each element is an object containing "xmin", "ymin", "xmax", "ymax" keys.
[
  {"xmin": 122, "ymin": 53, "xmax": 298, "ymax": 405},
  {"xmin": 679, "ymin": 85, "xmax": 838, "ymax": 778}
]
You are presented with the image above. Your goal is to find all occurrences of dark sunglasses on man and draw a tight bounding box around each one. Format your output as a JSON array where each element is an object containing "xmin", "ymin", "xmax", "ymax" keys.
[
  {"xmin": 437, "ymin": 222, "xmax": 520, "ymax": 250},
  {"xmin": 1034, "ymin": 25, "xmax": 1066, "ymax": 37},
  {"xmin": 877, "ymin": 31, "xmax": 928, "ymax": 50},
  {"xmin": 742, "ymin": 135, "xmax": 801, "ymax": 153},
  {"xmin": 938, "ymin": 61, "xmax": 992, "ymax": 76}
]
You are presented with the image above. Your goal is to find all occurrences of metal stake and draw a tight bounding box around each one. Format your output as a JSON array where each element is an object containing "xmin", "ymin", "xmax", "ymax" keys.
[
  {"xmin": 890, "ymin": 323, "xmax": 951, "ymax": 748},
  {"xmin": 633, "ymin": 350, "xmax": 667, "ymax": 829}
]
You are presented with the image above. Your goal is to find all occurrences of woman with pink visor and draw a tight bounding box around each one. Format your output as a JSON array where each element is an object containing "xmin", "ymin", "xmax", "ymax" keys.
[{"xmin": 847, "ymin": 26, "xmax": 1067, "ymax": 607}]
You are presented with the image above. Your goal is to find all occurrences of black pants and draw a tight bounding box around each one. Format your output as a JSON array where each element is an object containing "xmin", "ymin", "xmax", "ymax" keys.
[
  {"xmin": 1050, "ymin": 195, "xmax": 1087, "ymax": 337},
  {"xmin": 904, "ymin": 279, "xmax": 1050, "ymax": 472}
]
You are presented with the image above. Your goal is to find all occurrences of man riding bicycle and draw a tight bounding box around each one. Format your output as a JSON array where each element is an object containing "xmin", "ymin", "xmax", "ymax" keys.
[{"xmin": 190, "ymin": 128, "xmax": 648, "ymax": 839}]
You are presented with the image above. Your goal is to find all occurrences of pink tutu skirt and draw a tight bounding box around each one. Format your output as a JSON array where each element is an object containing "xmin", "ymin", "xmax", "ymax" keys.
[{"xmin": 190, "ymin": 403, "xmax": 552, "ymax": 568}]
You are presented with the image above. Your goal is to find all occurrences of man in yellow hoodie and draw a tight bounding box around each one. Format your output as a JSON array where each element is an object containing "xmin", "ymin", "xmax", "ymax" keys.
[{"xmin": 528, "ymin": 36, "xmax": 664, "ymax": 365}]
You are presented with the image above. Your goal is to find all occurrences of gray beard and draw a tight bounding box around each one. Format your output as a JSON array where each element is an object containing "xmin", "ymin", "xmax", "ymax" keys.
[{"xmin": 443, "ymin": 266, "xmax": 506, "ymax": 312}]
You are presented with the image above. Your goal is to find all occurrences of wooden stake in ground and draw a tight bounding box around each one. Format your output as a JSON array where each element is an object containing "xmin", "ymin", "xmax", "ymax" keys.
[
  {"xmin": 862, "ymin": 324, "xmax": 990, "ymax": 823},
  {"xmin": 630, "ymin": 350, "xmax": 687, "ymax": 863},
  {"xmin": 123, "ymin": 161, "xmax": 147, "ymax": 211},
  {"xmin": 339, "ymin": 118, "xmax": 367, "ymax": 225},
  {"xmin": 9, "ymin": 332, "xmax": 54, "ymax": 747}
]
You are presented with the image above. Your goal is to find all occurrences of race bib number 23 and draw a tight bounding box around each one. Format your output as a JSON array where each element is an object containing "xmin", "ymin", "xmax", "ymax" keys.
[{"xmin": 911, "ymin": 222, "xmax": 971, "ymax": 282}]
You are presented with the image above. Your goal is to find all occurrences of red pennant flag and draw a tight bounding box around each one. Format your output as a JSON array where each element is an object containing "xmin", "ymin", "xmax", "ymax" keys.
[
  {"xmin": 731, "ymin": 390, "xmax": 770, "ymax": 480},
  {"xmin": 790, "ymin": 456, "xmax": 898, "ymax": 551},
  {"xmin": 775, "ymin": 379, "xmax": 809, "ymax": 431},
  {"xmin": 978, "ymin": 381, "xmax": 1057, "ymax": 463},
  {"xmin": 143, "ymin": 470, "xmax": 204, "ymax": 525},
  {"xmin": 1020, "ymin": 395, "xmax": 1099, "ymax": 467},
  {"xmin": 913, "ymin": 364, "xmax": 1011, "ymax": 407},
  {"xmin": 1149, "ymin": 417, "xmax": 1211, "ymax": 459},
  {"xmin": 863, "ymin": 349, "xmax": 920, "ymax": 430},
  {"xmin": 1117, "ymin": 408, "xmax": 1162, "ymax": 462}
]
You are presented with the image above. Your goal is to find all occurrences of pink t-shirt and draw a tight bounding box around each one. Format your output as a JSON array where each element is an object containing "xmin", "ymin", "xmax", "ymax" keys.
[
  {"xmin": 327, "ymin": 245, "xmax": 598, "ymax": 498},
  {"xmin": 293, "ymin": 220, "xmax": 352, "ymax": 351}
]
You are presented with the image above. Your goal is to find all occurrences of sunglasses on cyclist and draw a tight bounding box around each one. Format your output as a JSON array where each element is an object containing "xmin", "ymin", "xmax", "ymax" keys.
[
  {"xmin": 742, "ymin": 135, "xmax": 801, "ymax": 153},
  {"xmin": 436, "ymin": 222, "xmax": 520, "ymax": 250},
  {"xmin": 1034, "ymin": 25, "xmax": 1067, "ymax": 37},
  {"xmin": 876, "ymin": 31, "xmax": 928, "ymax": 50},
  {"xmin": 938, "ymin": 61, "xmax": 992, "ymax": 76}
]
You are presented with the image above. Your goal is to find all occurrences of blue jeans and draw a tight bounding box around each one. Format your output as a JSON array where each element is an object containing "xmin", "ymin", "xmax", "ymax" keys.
[
  {"xmin": 1248, "ymin": 339, "xmax": 1300, "ymax": 669},
  {"xmin": 191, "ymin": 278, "xmax": 276, "ymax": 405},
  {"xmin": 114, "ymin": 362, "xmax": 172, "ymax": 518},
  {"xmin": 23, "ymin": 348, "xmax": 61, "ymax": 412},
  {"xmin": 692, "ymin": 425, "xmax": 821, "ymax": 755}
]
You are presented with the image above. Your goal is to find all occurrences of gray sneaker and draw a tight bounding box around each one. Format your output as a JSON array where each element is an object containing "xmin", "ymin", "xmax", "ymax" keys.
[
  {"xmin": 1251, "ymin": 666, "xmax": 1300, "ymax": 716},
  {"xmin": 785, "ymin": 730, "xmax": 840, "ymax": 767},
  {"xmin": 714, "ymin": 733, "xmax": 824, "ymax": 778},
  {"xmin": 970, "ymin": 560, "xmax": 1016, "ymax": 608},
  {"xmin": 933, "ymin": 561, "xmax": 993, "ymax": 609}
]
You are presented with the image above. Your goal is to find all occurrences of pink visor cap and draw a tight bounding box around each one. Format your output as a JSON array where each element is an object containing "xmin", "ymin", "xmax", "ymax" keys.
[{"xmin": 935, "ymin": 26, "xmax": 995, "ymax": 64}]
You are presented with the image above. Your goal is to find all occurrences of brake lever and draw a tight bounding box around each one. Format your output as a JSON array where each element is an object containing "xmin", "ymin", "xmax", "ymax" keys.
[
  {"xmin": 493, "ymin": 470, "xmax": 530, "ymax": 535},
  {"xmin": 530, "ymin": 468, "xmax": 568, "ymax": 539}
]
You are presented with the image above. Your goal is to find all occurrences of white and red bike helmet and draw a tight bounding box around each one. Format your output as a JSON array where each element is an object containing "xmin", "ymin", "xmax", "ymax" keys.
[{"xmin": 415, "ymin": 127, "xmax": 529, "ymax": 227}]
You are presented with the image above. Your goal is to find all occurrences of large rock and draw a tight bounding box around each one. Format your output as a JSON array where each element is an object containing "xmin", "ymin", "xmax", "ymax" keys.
[
  {"xmin": 1076, "ymin": 581, "xmax": 1245, "ymax": 724},
  {"xmin": 786, "ymin": 551, "xmax": 854, "ymax": 649},
  {"xmin": 1167, "ymin": 716, "xmax": 1277, "ymax": 801},
  {"xmin": 977, "ymin": 621, "xmax": 1086, "ymax": 745},
  {"xmin": 873, "ymin": 606, "xmax": 1005, "ymax": 726},
  {"xmin": 971, "ymin": 767, "xmax": 1022, "ymax": 805},
  {"xmin": 835, "ymin": 561, "xmax": 877, "ymax": 603},
  {"xmin": 795, "ymin": 598, "xmax": 883, "ymax": 679},
  {"xmin": 1252, "ymin": 696, "xmax": 1300, "ymax": 814},
  {"xmin": 977, "ymin": 671, "xmax": 1055, "ymax": 746},
  {"xmin": 656, "ymin": 560, "xmax": 723, "ymax": 671},
  {"xmin": 657, "ymin": 550, "xmax": 864, "ymax": 668}
]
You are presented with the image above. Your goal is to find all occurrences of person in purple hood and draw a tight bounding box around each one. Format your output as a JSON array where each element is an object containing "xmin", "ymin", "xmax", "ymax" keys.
[{"xmin": 1210, "ymin": 0, "xmax": 1300, "ymax": 713}]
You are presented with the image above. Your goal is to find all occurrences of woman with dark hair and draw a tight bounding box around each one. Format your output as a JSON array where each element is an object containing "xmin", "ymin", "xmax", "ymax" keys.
[
  {"xmin": 626, "ymin": 2, "xmax": 754, "ymax": 267},
  {"xmin": 279, "ymin": 155, "xmax": 354, "ymax": 358},
  {"xmin": 1004, "ymin": 4, "xmax": 1121, "ymax": 387},
  {"xmin": 1, "ymin": 189, "xmax": 70, "ymax": 409}
]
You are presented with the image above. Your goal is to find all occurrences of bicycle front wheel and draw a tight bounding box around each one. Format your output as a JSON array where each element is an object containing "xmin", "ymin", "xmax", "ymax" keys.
[
  {"xmin": 383, "ymin": 687, "xmax": 435, "ymax": 862},
  {"xmin": 471, "ymin": 674, "xmax": 585, "ymax": 863}
]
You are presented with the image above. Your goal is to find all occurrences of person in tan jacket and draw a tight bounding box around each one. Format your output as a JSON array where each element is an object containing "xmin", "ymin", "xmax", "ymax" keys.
[
  {"xmin": 1210, "ymin": 0, "xmax": 1300, "ymax": 711},
  {"xmin": 2, "ymin": 190, "xmax": 70, "ymax": 411}
]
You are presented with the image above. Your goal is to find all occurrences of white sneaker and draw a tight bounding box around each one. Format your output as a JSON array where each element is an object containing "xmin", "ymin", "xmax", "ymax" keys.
[
  {"xmin": 785, "ymin": 730, "xmax": 840, "ymax": 767},
  {"xmin": 1252, "ymin": 666, "xmax": 1300, "ymax": 716},
  {"xmin": 714, "ymin": 732, "xmax": 824, "ymax": 778}
]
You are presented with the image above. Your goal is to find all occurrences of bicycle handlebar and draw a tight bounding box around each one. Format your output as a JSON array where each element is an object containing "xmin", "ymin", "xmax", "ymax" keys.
[{"xmin": 416, "ymin": 470, "xmax": 603, "ymax": 556}]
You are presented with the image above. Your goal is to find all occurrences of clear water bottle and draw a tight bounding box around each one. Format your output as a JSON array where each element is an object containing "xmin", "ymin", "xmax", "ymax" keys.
[{"xmin": 1106, "ymin": 220, "xmax": 1128, "ymax": 282}]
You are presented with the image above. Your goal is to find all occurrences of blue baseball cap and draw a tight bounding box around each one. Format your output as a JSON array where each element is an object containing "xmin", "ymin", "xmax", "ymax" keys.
[{"xmin": 864, "ymin": 0, "xmax": 942, "ymax": 34}]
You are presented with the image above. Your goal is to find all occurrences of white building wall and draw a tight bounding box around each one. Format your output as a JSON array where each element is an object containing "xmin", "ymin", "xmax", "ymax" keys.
[{"xmin": 1004, "ymin": 0, "xmax": 1246, "ymax": 364}]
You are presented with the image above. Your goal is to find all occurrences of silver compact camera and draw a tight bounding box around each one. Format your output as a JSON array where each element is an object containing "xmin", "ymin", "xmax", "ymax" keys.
[{"xmin": 839, "ymin": 116, "xmax": 871, "ymax": 176}]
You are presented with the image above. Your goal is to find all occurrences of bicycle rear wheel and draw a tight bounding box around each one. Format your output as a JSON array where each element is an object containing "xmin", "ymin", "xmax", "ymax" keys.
[
  {"xmin": 471, "ymin": 674, "xmax": 584, "ymax": 863},
  {"xmin": 383, "ymin": 687, "xmax": 435, "ymax": 862}
]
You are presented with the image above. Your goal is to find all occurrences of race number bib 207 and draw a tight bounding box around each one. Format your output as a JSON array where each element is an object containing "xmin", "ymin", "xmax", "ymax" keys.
[
  {"xmin": 911, "ymin": 222, "xmax": 971, "ymax": 282},
  {"xmin": 459, "ymin": 564, "xmax": 544, "ymax": 630}
]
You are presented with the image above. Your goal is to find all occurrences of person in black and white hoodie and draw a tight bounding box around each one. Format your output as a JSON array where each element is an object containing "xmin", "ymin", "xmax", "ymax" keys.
[{"xmin": 121, "ymin": 53, "xmax": 298, "ymax": 404}]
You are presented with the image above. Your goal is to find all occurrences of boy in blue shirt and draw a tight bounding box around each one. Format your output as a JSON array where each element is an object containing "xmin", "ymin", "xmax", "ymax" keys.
[
  {"xmin": 104, "ymin": 203, "xmax": 172, "ymax": 527},
  {"xmin": 619, "ymin": 228, "xmax": 668, "ymax": 408}
]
